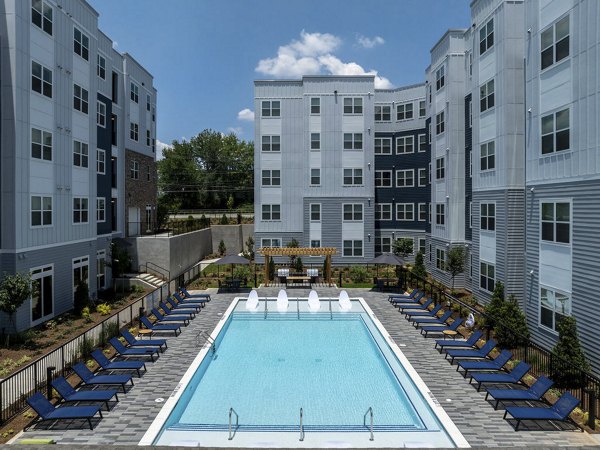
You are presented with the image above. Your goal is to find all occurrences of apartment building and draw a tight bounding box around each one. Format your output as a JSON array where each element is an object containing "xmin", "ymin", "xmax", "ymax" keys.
[{"xmin": 0, "ymin": 0, "xmax": 157, "ymax": 331}]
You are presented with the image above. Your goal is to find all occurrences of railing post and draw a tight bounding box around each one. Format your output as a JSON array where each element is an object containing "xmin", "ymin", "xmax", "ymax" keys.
[
  {"xmin": 585, "ymin": 387, "xmax": 596, "ymax": 430},
  {"xmin": 339, "ymin": 272, "xmax": 342, "ymax": 288},
  {"xmin": 46, "ymin": 367, "xmax": 55, "ymax": 400},
  {"xmin": 139, "ymin": 307, "xmax": 145, "ymax": 328}
]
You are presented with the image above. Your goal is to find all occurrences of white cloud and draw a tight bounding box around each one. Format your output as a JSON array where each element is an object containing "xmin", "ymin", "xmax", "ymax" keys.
[
  {"xmin": 357, "ymin": 35, "xmax": 385, "ymax": 49},
  {"xmin": 227, "ymin": 127, "xmax": 243, "ymax": 136},
  {"xmin": 318, "ymin": 55, "xmax": 394, "ymax": 89},
  {"xmin": 155, "ymin": 139, "xmax": 171, "ymax": 161},
  {"xmin": 237, "ymin": 108, "xmax": 255, "ymax": 121}
]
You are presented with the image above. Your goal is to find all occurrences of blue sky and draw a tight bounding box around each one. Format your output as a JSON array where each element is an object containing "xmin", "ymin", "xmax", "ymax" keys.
[{"xmin": 89, "ymin": 0, "xmax": 470, "ymax": 154}]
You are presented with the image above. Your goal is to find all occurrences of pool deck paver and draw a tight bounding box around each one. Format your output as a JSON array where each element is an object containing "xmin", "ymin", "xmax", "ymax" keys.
[{"xmin": 17, "ymin": 287, "xmax": 599, "ymax": 447}]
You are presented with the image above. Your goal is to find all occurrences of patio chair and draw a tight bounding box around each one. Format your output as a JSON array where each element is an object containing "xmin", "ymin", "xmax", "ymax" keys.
[
  {"xmin": 390, "ymin": 291, "xmax": 425, "ymax": 305},
  {"xmin": 420, "ymin": 317, "xmax": 463, "ymax": 337},
  {"xmin": 411, "ymin": 310, "xmax": 452, "ymax": 327},
  {"xmin": 158, "ymin": 301, "xmax": 195, "ymax": 320},
  {"xmin": 167, "ymin": 296, "xmax": 201, "ymax": 312},
  {"xmin": 52, "ymin": 376, "xmax": 119, "ymax": 411},
  {"xmin": 469, "ymin": 361, "xmax": 531, "ymax": 391},
  {"xmin": 456, "ymin": 349, "xmax": 512, "ymax": 378},
  {"xmin": 503, "ymin": 391, "xmax": 580, "ymax": 431},
  {"xmin": 72, "ymin": 363, "xmax": 133, "ymax": 393},
  {"xmin": 91, "ymin": 350, "xmax": 147, "ymax": 377},
  {"xmin": 173, "ymin": 292, "xmax": 208, "ymax": 307},
  {"xmin": 179, "ymin": 287, "xmax": 211, "ymax": 301},
  {"xmin": 140, "ymin": 316, "xmax": 181, "ymax": 336},
  {"xmin": 26, "ymin": 392, "xmax": 103, "ymax": 430},
  {"xmin": 404, "ymin": 304, "xmax": 442, "ymax": 319},
  {"xmin": 121, "ymin": 329, "xmax": 167, "ymax": 352},
  {"xmin": 486, "ymin": 376, "xmax": 554, "ymax": 409},
  {"xmin": 151, "ymin": 308, "xmax": 190, "ymax": 326},
  {"xmin": 109, "ymin": 337, "xmax": 160, "ymax": 362},
  {"xmin": 388, "ymin": 289, "xmax": 420, "ymax": 302},
  {"xmin": 397, "ymin": 298, "xmax": 433, "ymax": 313},
  {"xmin": 445, "ymin": 339, "xmax": 497, "ymax": 364},
  {"xmin": 435, "ymin": 330, "xmax": 483, "ymax": 352}
]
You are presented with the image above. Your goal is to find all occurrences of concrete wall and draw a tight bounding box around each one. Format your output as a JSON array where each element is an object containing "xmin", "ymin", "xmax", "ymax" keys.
[{"xmin": 212, "ymin": 225, "xmax": 252, "ymax": 255}]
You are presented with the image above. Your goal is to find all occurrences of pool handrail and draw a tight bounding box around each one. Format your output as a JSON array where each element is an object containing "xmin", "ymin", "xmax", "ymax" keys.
[
  {"xmin": 228, "ymin": 407, "xmax": 238, "ymax": 440},
  {"xmin": 299, "ymin": 407, "xmax": 304, "ymax": 441},
  {"xmin": 364, "ymin": 406, "xmax": 374, "ymax": 441}
]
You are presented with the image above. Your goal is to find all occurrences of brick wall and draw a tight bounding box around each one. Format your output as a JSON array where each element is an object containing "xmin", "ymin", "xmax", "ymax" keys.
[{"xmin": 125, "ymin": 149, "xmax": 157, "ymax": 236}]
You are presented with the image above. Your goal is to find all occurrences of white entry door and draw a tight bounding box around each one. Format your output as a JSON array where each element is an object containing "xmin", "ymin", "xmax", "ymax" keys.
[{"xmin": 129, "ymin": 207, "xmax": 140, "ymax": 236}]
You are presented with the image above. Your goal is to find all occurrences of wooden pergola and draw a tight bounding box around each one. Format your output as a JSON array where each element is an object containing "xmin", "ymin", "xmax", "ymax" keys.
[{"xmin": 259, "ymin": 247, "xmax": 337, "ymax": 286}]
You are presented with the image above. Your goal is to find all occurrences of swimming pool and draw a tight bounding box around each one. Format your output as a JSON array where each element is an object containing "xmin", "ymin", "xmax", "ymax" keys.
[{"xmin": 141, "ymin": 296, "xmax": 469, "ymax": 448}]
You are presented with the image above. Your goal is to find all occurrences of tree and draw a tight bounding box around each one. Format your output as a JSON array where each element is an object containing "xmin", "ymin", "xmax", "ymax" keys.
[
  {"xmin": 218, "ymin": 240, "xmax": 226, "ymax": 256},
  {"xmin": 73, "ymin": 279, "xmax": 90, "ymax": 315},
  {"xmin": 220, "ymin": 214, "xmax": 229, "ymax": 225},
  {"xmin": 108, "ymin": 242, "xmax": 131, "ymax": 279},
  {"xmin": 412, "ymin": 251, "xmax": 427, "ymax": 279},
  {"xmin": 286, "ymin": 238, "xmax": 299, "ymax": 266},
  {"xmin": 227, "ymin": 195, "xmax": 234, "ymax": 210},
  {"xmin": 551, "ymin": 316, "xmax": 590, "ymax": 388},
  {"xmin": 268, "ymin": 257, "xmax": 275, "ymax": 282},
  {"xmin": 485, "ymin": 281, "xmax": 505, "ymax": 328},
  {"xmin": 393, "ymin": 238, "xmax": 413, "ymax": 258},
  {"xmin": 294, "ymin": 257, "xmax": 304, "ymax": 273},
  {"xmin": 156, "ymin": 194, "xmax": 178, "ymax": 229},
  {"xmin": 446, "ymin": 246, "xmax": 466, "ymax": 289},
  {"xmin": 0, "ymin": 272, "xmax": 33, "ymax": 342},
  {"xmin": 493, "ymin": 295, "xmax": 530, "ymax": 349},
  {"xmin": 245, "ymin": 236, "xmax": 255, "ymax": 261}
]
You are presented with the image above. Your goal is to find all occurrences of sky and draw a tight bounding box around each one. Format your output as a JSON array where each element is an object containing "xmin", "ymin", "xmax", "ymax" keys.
[{"xmin": 88, "ymin": 0, "xmax": 471, "ymax": 156}]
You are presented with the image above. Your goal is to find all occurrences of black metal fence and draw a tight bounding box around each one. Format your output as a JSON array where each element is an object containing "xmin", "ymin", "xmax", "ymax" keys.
[{"xmin": 126, "ymin": 219, "xmax": 210, "ymax": 237}]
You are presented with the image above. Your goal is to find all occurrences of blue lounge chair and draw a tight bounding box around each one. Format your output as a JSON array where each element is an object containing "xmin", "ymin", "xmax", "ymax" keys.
[
  {"xmin": 161, "ymin": 299, "xmax": 198, "ymax": 315},
  {"xmin": 52, "ymin": 376, "xmax": 119, "ymax": 411},
  {"xmin": 173, "ymin": 292, "xmax": 208, "ymax": 307},
  {"xmin": 397, "ymin": 298, "xmax": 433, "ymax": 313},
  {"xmin": 435, "ymin": 330, "xmax": 483, "ymax": 352},
  {"xmin": 411, "ymin": 310, "xmax": 453, "ymax": 327},
  {"xmin": 121, "ymin": 329, "xmax": 167, "ymax": 352},
  {"xmin": 388, "ymin": 289, "xmax": 420, "ymax": 302},
  {"xmin": 503, "ymin": 391, "xmax": 580, "ymax": 431},
  {"xmin": 445, "ymin": 339, "xmax": 497, "ymax": 364},
  {"xmin": 390, "ymin": 291, "xmax": 425, "ymax": 305},
  {"xmin": 151, "ymin": 308, "xmax": 190, "ymax": 326},
  {"xmin": 158, "ymin": 301, "xmax": 195, "ymax": 320},
  {"xmin": 405, "ymin": 304, "xmax": 442, "ymax": 319},
  {"xmin": 421, "ymin": 318, "xmax": 463, "ymax": 337},
  {"xmin": 109, "ymin": 337, "xmax": 159, "ymax": 361},
  {"xmin": 167, "ymin": 296, "xmax": 201, "ymax": 312},
  {"xmin": 26, "ymin": 392, "xmax": 103, "ymax": 430},
  {"xmin": 469, "ymin": 361, "xmax": 531, "ymax": 391},
  {"xmin": 72, "ymin": 362, "xmax": 133, "ymax": 393},
  {"xmin": 457, "ymin": 349, "xmax": 512, "ymax": 378},
  {"xmin": 486, "ymin": 376, "xmax": 554, "ymax": 409},
  {"xmin": 91, "ymin": 349, "xmax": 147, "ymax": 377},
  {"xmin": 140, "ymin": 316, "xmax": 181, "ymax": 336},
  {"xmin": 180, "ymin": 287, "xmax": 211, "ymax": 301}
]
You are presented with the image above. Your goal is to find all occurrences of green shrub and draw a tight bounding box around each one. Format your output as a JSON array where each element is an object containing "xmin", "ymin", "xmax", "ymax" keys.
[
  {"xmin": 233, "ymin": 265, "xmax": 251, "ymax": 282},
  {"xmin": 74, "ymin": 279, "xmax": 90, "ymax": 315},
  {"xmin": 268, "ymin": 256, "xmax": 275, "ymax": 281},
  {"xmin": 485, "ymin": 281, "xmax": 505, "ymax": 327},
  {"xmin": 220, "ymin": 214, "xmax": 229, "ymax": 225},
  {"xmin": 218, "ymin": 239, "xmax": 226, "ymax": 256},
  {"xmin": 493, "ymin": 295, "xmax": 530, "ymax": 349},
  {"xmin": 551, "ymin": 316, "xmax": 590, "ymax": 388},
  {"xmin": 81, "ymin": 306, "xmax": 93, "ymax": 323},
  {"xmin": 96, "ymin": 303, "xmax": 111, "ymax": 316},
  {"xmin": 76, "ymin": 336, "xmax": 96, "ymax": 360},
  {"xmin": 294, "ymin": 257, "xmax": 304, "ymax": 273},
  {"xmin": 412, "ymin": 251, "xmax": 427, "ymax": 279},
  {"xmin": 349, "ymin": 266, "xmax": 369, "ymax": 283},
  {"xmin": 100, "ymin": 321, "xmax": 121, "ymax": 345}
]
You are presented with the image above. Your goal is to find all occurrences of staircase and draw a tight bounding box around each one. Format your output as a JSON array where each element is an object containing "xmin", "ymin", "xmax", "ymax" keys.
[{"xmin": 135, "ymin": 273, "xmax": 166, "ymax": 289}]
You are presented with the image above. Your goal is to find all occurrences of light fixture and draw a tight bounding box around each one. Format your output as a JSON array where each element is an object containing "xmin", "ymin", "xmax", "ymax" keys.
[
  {"xmin": 367, "ymin": 198, "xmax": 371, "ymax": 206},
  {"xmin": 446, "ymin": 147, "xmax": 450, "ymax": 152},
  {"xmin": 446, "ymin": 195, "xmax": 450, "ymax": 199},
  {"xmin": 529, "ymin": 270, "xmax": 534, "ymax": 275},
  {"xmin": 528, "ymin": 107, "xmax": 532, "ymax": 113},
  {"xmin": 367, "ymin": 233, "xmax": 371, "ymax": 241},
  {"xmin": 446, "ymin": 243, "xmax": 450, "ymax": 247},
  {"xmin": 530, "ymin": 187, "xmax": 535, "ymax": 192},
  {"xmin": 527, "ymin": 28, "xmax": 532, "ymax": 34},
  {"xmin": 367, "ymin": 162, "xmax": 371, "ymax": 169}
]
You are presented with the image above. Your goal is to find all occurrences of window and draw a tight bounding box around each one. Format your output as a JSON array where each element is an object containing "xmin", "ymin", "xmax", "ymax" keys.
[
  {"xmin": 343, "ymin": 240, "xmax": 363, "ymax": 257},
  {"xmin": 375, "ymin": 105, "xmax": 391, "ymax": 121},
  {"xmin": 261, "ymin": 169, "xmax": 281, "ymax": 186},
  {"xmin": 480, "ymin": 79, "xmax": 495, "ymax": 112},
  {"xmin": 479, "ymin": 141, "xmax": 496, "ymax": 171},
  {"xmin": 310, "ymin": 97, "xmax": 320, "ymax": 114},
  {"xmin": 310, "ymin": 168, "xmax": 320, "ymax": 186},
  {"xmin": 480, "ymin": 203, "xmax": 496, "ymax": 231},
  {"xmin": 343, "ymin": 168, "xmax": 363, "ymax": 186},
  {"xmin": 479, "ymin": 18, "xmax": 494, "ymax": 55},
  {"xmin": 344, "ymin": 133, "xmax": 363, "ymax": 150},
  {"xmin": 97, "ymin": 54, "xmax": 106, "ymax": 80},
  {"xmin": 419, "ymin": 100, "xmax": 426, "ymax": 118},
  {"xmin": 262, "ymin": 204, "xmax": 281, "ymax": 221},
  {"xmin": 541, "ymin": 109, "xmax": 570, "ymax": 154},
  {"xmin": 436, "ymin": 157, "xmax": 445, "ymax": 179},
  {"xmin": 310, "ymin": 204, "xmax": 321, "ymax": 221},
  {"xmin": 375, "ymin": 170, "xmax": 392, "ymax": 188},
  {"xmin": 31, "ymin": 61, "xmax": 52, "ymax": 98},
  {"xmin": 418, "ymin": 203, "xmax": 427, "ymax": 222},
  {"xmin": 428, "ymin": 123, "xmax": 432, "ymax": 143},
  {"xmin": 396, "ymin": 136, "xmax": 414, "ymax": 154},
  {"xmin": 436, "ymin": 248, "xmax": 446, "ymax": 271},
  {"xmin": 418, "ymin": 168, "xmax": 428, "ymax": 187},
  {"xmin": 343, "ymin": 204, "xmax": 363, "ymax": 221},
  {"xmin": 343, "ymin": 97, "xmax": 363, "ymax": 114},
  {"xmin": 396, "ymin": 203, "xmax": 414, "ymax": 221},
  {"xmin": 418, "ymin": 134, "xmax": 427, "ymax": 152},
  {"xmin": 31, "ymin": 265, "xmax": 53, "ymax": 323},
  {"xmin": 311, "ymin": 133, "xmax": 320, "ymax": 150},
  {"xmin": 436, "ymin": 204, "xmax": 445, "ymax": 225},
  {"xmin": 418, "ymin": 238, "xmax": 426, "ymax": 255},
  {"xmin": 428, "ymin": 162, "xmax": 432, "ymax": 183},
  {"xmin": 375, "ymin": 204, "xmax": 392, "ymax": 221},
  {"xmin": 72, "ymin": 257, "xmax": 89, "ymax": 295},
  {"xmin": 73, "ymin": 197, "xmax": 89, "ymax": 223},
  {"xmin": 146, "ymin": 130, "xmax": 151, "ymax": 146},
  {"xmin": 429, "ymin": 203, "xmax": 432, "ymax": 223},
  {"xmin": 261, "ymin": 135, "xmax": 280, "ymax": 152},
  {"xmin": 429, "ymin": 244, "xmax": 433, "ymax": 262},
  {"xmin": 31, "ymin": 196, "xmax": 52, "ymax": 226},
  {"xmin": 436, "ymin": 111, "xmax": 445, "ymax": 134},
  {"xmin": 73, "ymin": 141, "xmax": 88, "ymax": 168},
  {"xmin": 130, "ymin": 160, "xmax": 139, "ymax": 179},
  {"xmin": 541, "ymin": 16, "xmax": 569, "ymax": 70},
  {"xmin": 540, "ymin": 287, "xmax": 571, "ymax": 331},
  {"xmin": 470, "ymin": 201, "xmax": 473, "ymax": 228},
  {"xmin": 97, "ymin": 198, "xmax": 106, "ymax": 222},
  {"xmin": 147, "ymin": 166, "xmax": 151, "ymax": 181},
  {"xmin": 73, "ymin": 27, "xmax": 89, "ymax": 60},
  {"xmin": 469, "ymin": 99, "xmax": 473, "ymax": 127},
  {"xmin": 130, "ymin": 122, "xmax": 139, "ymax": 141},
  {"xmin": 435, "ymin": 65, "xmax": 445, "ymax": 90},
  {"xmin": 541, "ymin": 202, "xmax": 570, "ymax": 244},
  {"xmin": 480, "ymin": 262, "xmax": 495, "ymax": 292},
  {"xmin": 146, "ymin": 94, "xmax": 151, "ymax": 111},
  {"xmin": 97, "ymin": 101, "xmax": 106, "ymax": 127},
  {"xmin": 375, "ymin": 138, "xmax": 392, "ymax": 155},
  {"xmin": 310, "ymin": 240, "xmax": 321, "ymax": 248},
  {"xmin": 130, "ymin": 82, "xmax": 139, "ymax": 103},
  {"xmin": 97, "ymin": 250, "xmax": 106, "ymax": 290},
  {"xmin": 396, "ymin": 102, "xmax": 414, "ymax": 120},
  {"xmin": 31, "ymin": 128, "xmax": 52, "ymax": 161},
  {"xmin": 468, "ymin": 51, "xmax": 473, "ymax": 77},
  {"xmin": 96, "ymin": 149, "xmax": 105, "ymax": 174},
  {"xmin": 469, "ymin": 150, "xmax": 473, "ymax": 176},
  {"xmin": 32, "ymin": 0, "xmax": 52, "ymax": 35},
  {"xmin": 111, "ymin": 72, "xmax": 119, "ymax": 103},
  {"xmin": 261, "ymin": 238, "xmax": 282, "ymax": 248},
  {"xmin": 73, "ymin": 84, "xmax": 88, "ymax": 114},
  {"xmin": 262, "ymin": 100, "xmax": 280, "ymax": 117},
  {"xmin": 396, "ymin": 169, "xmax": 414, "ymax": 187},
  {"xmin": 111, "ymin": 114, "xmax": 118, "ymax": 146},
  {"xmin": 375, "ymin": 237, "xmax": 392, "ymax": 254}
]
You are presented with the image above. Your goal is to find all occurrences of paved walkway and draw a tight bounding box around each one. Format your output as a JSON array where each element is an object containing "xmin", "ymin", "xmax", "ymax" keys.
[{"xmin": 17, "ymin": 288, "xmax": 598, "ymax": 447}]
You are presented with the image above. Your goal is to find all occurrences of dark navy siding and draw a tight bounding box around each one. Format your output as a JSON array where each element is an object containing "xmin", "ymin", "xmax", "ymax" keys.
[
  {"xmin": 97, "ymin": 93, "xmax": 113, "ymax": 236},
  {"xmin": 464, "ymin": 94, "xmax": 472, "ymax": 242}
]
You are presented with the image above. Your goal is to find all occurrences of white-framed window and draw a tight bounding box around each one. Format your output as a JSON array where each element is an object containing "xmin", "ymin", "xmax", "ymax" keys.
[
  {"xmin": 311, "ymin": 133, "xmax": 320, "ymax": 150},
  {"xmin": 396, "ymin": 203, "xmax": 414, "ymax": 221},
  {"xmin": 436, "ymin": 203, "xmax": 445, "ymax": 225},
  {"xmin": 262, "ymin": 100, "xmax": 281, "ymax": 117},
  {"xmin": 468, "ymin": 51, "xmax": 473, "ymax": 77},
  {"xmin": 541, "ymin": 108, "xmax": 570, "ymax": 154},
  {"xmin": 541, "ymin": 16, "xmax": 569, "ymax": 70},
  {"xmin": 73, "ymin": 84, "xmax": 89, "ymax": 114},
  {"xmin": 428, "ymin": 122, "xmax": 432, "ymax": 143},
  {"xmin": 480, "ymin": 203, "xmax": 496, "ymax": 231},
  {"xmin": 470, "ymin": 201, "xmax": 473, "ymax": 228},
  {"xmin": 31, "ymin": 264, "xmax": 53, "ymax": 324},
  {"xmin": 343, "ymin": 203, "xmax": 363, "ymax": 222},
  {"xmin": 343, "ymin": 97, "xmax": 363, "ymax": 114},
  {"xmin": 428, "ymin": 85, "xmax": 432, "ymax": 103},
  {"xmin": 261, "ymin": 238, "xmax": 282, "ymax": 248},
  {"xmin": 72, "ymin": 256, "xmax": 89, "ymax": 295},
  {"xmin": 310, "ymin": 97, "xmax": 320, "ymax": 114},
  {"xmin": 428, "ymin": 162, "xmax": 432, "ymax": 183},
  {"xmin": 96, "ymin": 197, "xmax": 106, "ymax": 222},
  {"xmin": 343, "ymin": 240, "xmax": 363, "ymax": 257},
  {"xmin": 96, "ymin": 149, "xmax": 105, "ymax": 174},
  {"xmin": 96, "ymin": 101, "xmax": 106, "ymax": 127},
  {"xmin": 310, "ymin": 240, "xmax": 321, "ymax": 248},
  {"xmin": 481, "ymin": 141, "xmax": 495, "ymax": 171},
  {"xmin": 418, "ymin": 238, "xmax": 426, "ymax": 255},
  {"xmin": 97, "ymin": 54, "xmax": 106, "ymax": 80},
  {"xmin": 419, "ymin": 100, "xmax": 426, "ymax": 118},
  {"xmin": 375, "ymin": 137, "xmax": 392, "ymax": 155},
  {"xmin": 73, "ymin": 141, "xmax": 88, "ymax": 168},
  {"xmin": 396, "ymin": 102, "xmax": 413, "ymax": 121},
  {"xmin": 469, "ymin": 150, "xmax": 473, "ymax": 176},
  {"xmin": 146, "ymin": 94, "xmax": 151, "ymax": 111},
  {"xmin": 31, "ymin": 196, "xmax": 52, "ymax": 227},
  {"xmin": 375, "ymin": 170, "xmax": 392, "ymax": 188},
  {"xmin": 130, "ymin": 160, "xmax": 139, "ymax": 179},
  {"xmin": 375, "ymin": 203, "xmax": 392, "ymax": 221},
  {"xmin": 262, "ymin": 204, "xmax": 281, "ymax": 221},
  {"xmin": 375, "ymin": 236, "xmax": 392, "ymax": 254},
  {"xmin": 469, "ymin": 99, "xmax": 473, "ymax": 127},
  {"xmin": 130, "ymin": 122, "xmax": 139, "ymax": 141},
  {"xmin": 436, "ymin": 111, "xmax": 445, "ymax": 134},
  {"xmin": 396, "ymin": 169, "xmax": 414, "ymax": 187},
  {"xmin": 479, "ymin": 18, "xmax": 494, "ymax": 55},
  {"xmin": 146, "ymin": 130, "xmax": 151, "ymax": 147},
  {"xmin": 429, "ymin": 203, "xmax": 432, "ymax": 224},
  {"xmin": 418, "ymin": 168, "xmax": 428, "ymax": 187},
  {"xmin": 480, "ymin": 79, "xmax": 495, "ymax": 112},
  {"xmin": 73, "ymin": 197, "xmax": 89, "ymax": 223},
  {"xmin": 261, "ymin": 169, "xmax": 281, "ymax": 186},
  {"xmin": 73, "ymin": 27, "xmax": 89, "ymax": 60},
  {"xmin": 396, "ymin": 136, "xmax": 414, "ymax": 154},
  {"xmin": 31, "ymin": 128, "xmax": 52, "ymax": 161},
  {"xmin": 540, "ymin": 286, "xmax": 571, "ymax": 332},
  {"xmin": 32, "ymin": 0, "xmax": 53, "ymax": 35},
  {"xmin": 310, "ymin": 203, "xmax": 321, "ymax": 222},
  {"xmin": 436, "ymin": 248, "xmax": 446, "ymax": 271},
  {"xmin": 375, "ymin": 105, "xmax": 391, "ymax": 121},
  {"xmin": 261, "ymin": 135, "xmax": 280, "ymax": 152},
  {"xmin": 343, "ymin": 168, "xmax": 363, "ymax": 186},
  {"xmin": 130, "ymin": 82, "xmax": 139, "ymax": 103},
  {"xmin": 344, "ymin": 133, "xmax": 363, "ymax": 150},
  {"xmin": 436, "ymin": 157, "xmax": 445, "ymax": 179},
  {"xmin": 541, "ymin": 201, "xmax": 570, "ymax": 244},
  {"xmin": 310, "ymin": 168, "xmax": 320, "ymax": 186},
  {"xmin": 96, "ymin": 250, "xmax": 106, "ymax": 290},
  {"xmin": 418, "ymin": 203, "xmax": 427, "ymax": 222},
  {"xmin": 480, "ymin": 261, "xmax": 495, "ymax": 292},
  {"xmin": 435, "ymin": 65, "xmax": 445, "ymax": 90},
  {"xmin": 31, "ymin": 61, "xmax": 52, "ymax": 98},
  {"xmin": 418, "ymin": 134, "xmax": 427, "ymax": 152}
]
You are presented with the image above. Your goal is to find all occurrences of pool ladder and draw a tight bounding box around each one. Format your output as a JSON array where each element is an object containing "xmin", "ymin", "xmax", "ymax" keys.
[
  {"xmin": 228, "ymin": 407, "xmax": 238, "ymax": 440},
  {"xmin": 364, "ymin": 407, "xmax": 374, "ymax": 441},
  {"xmin": 299, "ymin": 407, "xmax": 304, "ymax": 441},
  {"xmin": 196, "ymin": 330, "xmax": 216, "ymax": 354}
]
